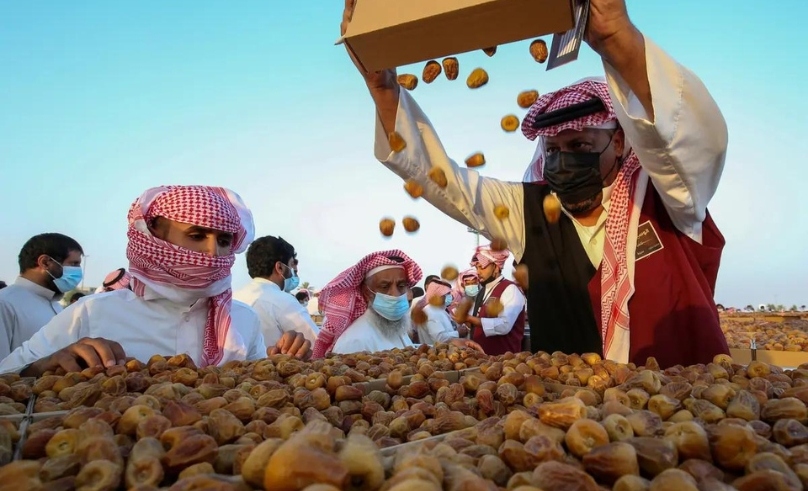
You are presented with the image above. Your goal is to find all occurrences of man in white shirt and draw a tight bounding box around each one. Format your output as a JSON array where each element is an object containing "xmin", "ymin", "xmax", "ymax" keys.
[
  {"xmin": 0, "ymin": 233, "xmax": 84, "ymax": 359},
  {"xmin": 417, "ymin": 279, "xmax": 467, "ymax": 345},
  {"xmin": 312, "ymin": 250, "xmax": 482, "ymax": 357},
  {"xmin": 234, "ymin": 235, "xmax": 319, "ymax": 348},
  {"xmin": 1, "ymin": 185, "xmax": 310, "ymax": 376},
  {"xmin": 339, "ymin": 0, "xmax": 730, "ymax": 367}
]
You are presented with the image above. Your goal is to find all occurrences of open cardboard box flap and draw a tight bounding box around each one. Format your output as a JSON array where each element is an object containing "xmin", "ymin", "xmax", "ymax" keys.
[{"xmin": 342, "ymin": 0, "xmax": 577, "ymax": 72}]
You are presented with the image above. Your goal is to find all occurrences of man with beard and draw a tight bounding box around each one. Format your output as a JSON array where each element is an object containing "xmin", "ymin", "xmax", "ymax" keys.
[
  {"xmin": 313, "ymin": 250, "xmax": 482, "ymax": 357},
  {"xmin": 460, "ymin": 245, "xmax": 526, "ymax": 356},
  {"xmin": 0, "ymin": 186, "xmax": 310, "ymax": 376},
  {"xmin": 0, "ymin": 233, "xmax": 84, "ymax": 359},
  {"xmin": 340, "ymin": 0, "xmax": 730, "ymax": 367}
]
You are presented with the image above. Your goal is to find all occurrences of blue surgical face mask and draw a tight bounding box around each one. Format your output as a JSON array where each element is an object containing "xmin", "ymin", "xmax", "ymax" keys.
[
  {"xmin": 282, "ymin": 264, "xmax": 300, "ymax": 293},
  {"xmin": 444, "ymin": 295, "xmax": 453, "ymax": 306},
  {"xmin": 464, "ymin": 285, "xmax": 480, "ymax": 298},
  {"xmin": 47, "ymin": 257, "xmax": 83, "ymax": 293},
  {"xmin": 370, "ymin": 291, "xmax": 410, "ymax": 321}
]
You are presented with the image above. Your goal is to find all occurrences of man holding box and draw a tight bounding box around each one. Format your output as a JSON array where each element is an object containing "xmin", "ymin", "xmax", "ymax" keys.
[{"xmin": 341, "ymin": 0, "xmax": 730, "ymax": 368}]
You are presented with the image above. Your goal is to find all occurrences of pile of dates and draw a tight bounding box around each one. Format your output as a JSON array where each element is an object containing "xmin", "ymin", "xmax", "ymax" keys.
[
  {"xmin": 0, "ymin": 374, "xmax": 33, "ymax": 415},
  {"xmin": 31, "ymin": 344, "xmax": 488, "ymax": 413},
  {"xmin": 4, "ymin": 350, "xmax": 808, "ymax": 490},
  {"xmin": 721, "ymin": 315, "xmax": 808, "ymax": 351}
]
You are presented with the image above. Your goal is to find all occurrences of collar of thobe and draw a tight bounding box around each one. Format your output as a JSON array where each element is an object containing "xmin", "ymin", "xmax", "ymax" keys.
[
  {"xmin": 137, "ymin": 282, "xmax": 209, "ymax": 312},
  {"xmin": 15, "ymin": 276, "xmax": 60, "ymax": 301},
  {"xmin": 253, "ymin": 277, "xmax": 281, "ymax": 291}
]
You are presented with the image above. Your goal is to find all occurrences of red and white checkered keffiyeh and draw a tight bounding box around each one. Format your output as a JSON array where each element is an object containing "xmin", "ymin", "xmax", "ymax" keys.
[
  {"xmin": 471, "ymin": 245, "xmax": 510, "ymax": 271},
  {"xmin": 425, "ymin": 280, "xmax": 452, "ymax": 304},
  {"xmin": 102, "ymin": 268, "xmax": 132, "ymax": 292},
  {"xmin": 313, "ymin": 250, "xmax": 422, "ymax": 358},
  {"xmin": 126, "ymin": 185, "xmax": 255, "ymax": 367},
  {"xmin": 521, "ymin": 78, "xmax": 642, "ymax": 358},
  {"xmin": 448, "ymin": 269, "xmax": 478, "ymax": 312}
]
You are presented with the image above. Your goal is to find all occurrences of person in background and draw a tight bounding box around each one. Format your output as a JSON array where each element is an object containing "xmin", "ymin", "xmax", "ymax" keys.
[
  {"xmin": 458, "ymin": 245, "xmax": 526, "ymax": 356},
  {"xmin": 234, "ymin": 235, "xmax": 319, "ymax": 349},
  {"xmin": 0, "ymin": 233, "xmax": 84, "ymax": 360},
  {"xmin": 295, "ymin": 290, "xmax": 310, "ymax": 307},
  {"xmin": 447, "ymin": 269, "xmax": 477, "ymax": 317},
  {"xmin": 69, "ymin": 292, "xmax": 86, "ymax": 305},
  {"xmin": 95, "ymin": 268, "xmax": 132, "ymax": 293},
  {"xmin": 414, "ymin": 275, "xmax": 439, "ymax": 312},
  {"xmin": 0, "ymin": 186, "xmax": 309, "ymax": 376},
  {"xmin": 341, "ymin": 0, "xmax": 729, "ymax": 367},
  {"xmin": 313, "ymin": 250, "xmax": 482, "ymax": 356},
  {"xmin": 306, "ymin": 290, "xmax": 322, "ymax": 317},
  {"xmin": 417, "ymin": 279, "xmax": 468, "ymax": 345}
]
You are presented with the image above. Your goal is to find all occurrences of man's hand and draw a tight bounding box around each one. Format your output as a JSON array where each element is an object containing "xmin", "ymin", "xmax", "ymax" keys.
[
  {"xmin": 341, "ymin": 0, "xmax": 397, "ymax": 91},
  {"xmin": 585, "ymin": 0, "xmax": 633, "ymax": 53},
  {"xmin": 22, "ymin": 337, "xmax": 126, "ymax": 377},
  {"xmin": 449, "ymin": 339, "xmax": 485, "ymax": 354},
  {"xmin": 268, "ymin": 332, "xmax": 311, "ymax": 360},
  {"xmin": 456, "ymin": 324, "xmax": 469, "ymax": 337}
]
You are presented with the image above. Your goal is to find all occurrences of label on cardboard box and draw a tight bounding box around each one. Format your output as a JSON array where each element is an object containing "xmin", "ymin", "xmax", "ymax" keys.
[{"xmin": 342, "ymin": 0, "xmax": 578, "ymax": 73}]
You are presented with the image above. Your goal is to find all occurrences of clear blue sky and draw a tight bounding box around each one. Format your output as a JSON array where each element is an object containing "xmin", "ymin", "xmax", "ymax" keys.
[{"xmin": 0, "ymin": 1, "xmax": 805, "ymax": 308}]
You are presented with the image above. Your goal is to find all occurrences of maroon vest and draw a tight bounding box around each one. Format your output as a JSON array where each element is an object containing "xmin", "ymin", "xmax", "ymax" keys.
[
  {"xmin": 472, "ymin": 279, "xmax": 526, "ymax": 356},
  {"xmin": 587, "ymin": 184, "xmax": 729, "ymax": 368},
  {"xmin": 520, "ymin": 181, "xmax": 729, "ymax": 368}
]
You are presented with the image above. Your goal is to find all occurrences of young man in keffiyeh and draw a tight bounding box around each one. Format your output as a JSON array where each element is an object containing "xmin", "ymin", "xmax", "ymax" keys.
[
  {"xmin": 313, "ymin": 250, "xmax": 482, "ymax": 357},
  {"xmin": 459, "ymin": 245, "xmax": 527, "ymax": 356},
  {"xmin": 342, "ymin": 0, "xmax": 730, "ymax": 367},
  {"xmin": 1, "ymin": 185, "xmax": 310, "ymax": 376},
  {"xmin": 416, "ymin": 279, "xmax": 467, "ymax": 346}
]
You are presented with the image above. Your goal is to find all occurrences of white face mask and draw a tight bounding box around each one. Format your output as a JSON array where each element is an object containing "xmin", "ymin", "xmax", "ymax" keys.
[
  {"xmin": 464, "ymin": 285, "xmax": 480, "ymax": 298},
  {"xmin": 444, "ymin": 295, "xmax": 453, "ymax": 306}
]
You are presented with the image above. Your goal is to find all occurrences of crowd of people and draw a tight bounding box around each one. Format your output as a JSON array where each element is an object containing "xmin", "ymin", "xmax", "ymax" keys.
[{"xmin": 0, "ymin": 0, "xmax": 732, "ymax": 374}]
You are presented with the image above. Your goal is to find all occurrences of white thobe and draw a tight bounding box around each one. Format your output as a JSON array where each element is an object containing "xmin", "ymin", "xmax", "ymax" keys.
[
  {"xmin": 331, "ymin": 310, "xmax": 413, "ymax": 355},
  {"xmin": 0, "ymin": 277, "xmax": 63, "ymax": 360},
  {"xmin": 417, "ymin": 305, "xmax": 459, "ymax": 345},
  {"xmin": 0, "ymin": 287, "xmax": 266, "ymax": 374},
  {"xmin": 233, "ymin": 278, "xmax": 319, "ymax": 348},
  {"xmin": 474, "ymin": 277, "xmax": 527, "ymax": 338},
  {"xmin": 306, "ymin": 297, "xmax": 321, "ymax": 316},
  {"xmin": 372, "ymin": 35, "xmax": 727, "ymax": 362}
]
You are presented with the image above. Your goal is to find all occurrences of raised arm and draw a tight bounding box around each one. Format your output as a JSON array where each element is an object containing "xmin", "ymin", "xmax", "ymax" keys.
[
  {"xmin": 340, "ymin": 0, "xmax": 526, "ymax": 258},
  {"xmin": 587, "ymin": 0, "xmax": 727, "ymax": 241},
  {"xmin": 373, "ymin": 91, "xmax": 526, "ymax": 256}
]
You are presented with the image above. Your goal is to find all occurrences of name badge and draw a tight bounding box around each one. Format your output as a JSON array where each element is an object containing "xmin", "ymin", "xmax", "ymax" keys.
[{"xmin": 635, "ymin": 221, "xmax": 664, "ymax": 261}]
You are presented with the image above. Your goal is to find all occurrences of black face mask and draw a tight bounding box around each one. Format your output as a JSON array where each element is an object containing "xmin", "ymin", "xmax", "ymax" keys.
[{"xmin": 543, "ymin": 151, "xmax": 605, "ymax": 204}]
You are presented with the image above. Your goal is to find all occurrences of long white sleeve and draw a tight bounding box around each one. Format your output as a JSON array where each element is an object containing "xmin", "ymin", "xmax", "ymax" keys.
[
  {"xmin": 480, "ymin": 284, "xmax": 526, "ymax": 337},
  {"xmin": 374, "ymin": 91, "xmax": 528, "ymax": 260},
  {"xmin": 604, "ymin": 36, "xmax": 728, "ymax": 243},
  {"xmin": 0, "ymin": 304, "xmax": 85, "ymax": 374}
]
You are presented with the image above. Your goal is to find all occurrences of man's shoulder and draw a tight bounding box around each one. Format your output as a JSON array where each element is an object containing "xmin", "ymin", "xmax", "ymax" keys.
[
  {"xmin": 231, "ymin": 300, "xmax": 259, "ymax": 318},
  {"xmin": 0, "ymin": 284, "xmax": 29, "ymax": 303}
]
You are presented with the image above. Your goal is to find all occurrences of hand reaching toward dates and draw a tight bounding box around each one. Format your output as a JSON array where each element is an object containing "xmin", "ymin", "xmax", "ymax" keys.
[
  {"xmin": 268, "ymin": 331, "xmax": 312, "ymax": 360},
  {"xmin": 450, "ymin": 338, "xmax": 485, "ymax": 354},
  {"xmin": 22, "ymin": 337, "xmax": 127, "ymax": 377},
  {"xmin": 585, "ymin": 0, "xmax": 634, "ymax": 52}
]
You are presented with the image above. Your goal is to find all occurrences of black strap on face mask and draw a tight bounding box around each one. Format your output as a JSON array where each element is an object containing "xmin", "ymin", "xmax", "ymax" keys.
[{"xmin": 531, "ymin": 98, "xmax": 606, "ymax": 130}]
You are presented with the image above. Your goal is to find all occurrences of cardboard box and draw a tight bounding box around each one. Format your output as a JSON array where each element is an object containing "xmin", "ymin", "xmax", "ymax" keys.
[{"xmin": 342, "ymin": 0, "xmax": 577, "ymax": 72}]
